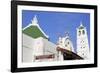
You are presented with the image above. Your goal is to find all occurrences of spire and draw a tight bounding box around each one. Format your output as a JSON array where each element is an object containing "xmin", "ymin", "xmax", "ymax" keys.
[
  {"xmin": 80, "ymin": 22, "xmax": 83, "ymax": 27},
  {"xmin": 31, "ymin": 15, "xmax": 38, "ymax": 26},
  {"xmin": 79, "ymin": 22, "xmax": 84, "ymax": 29}
]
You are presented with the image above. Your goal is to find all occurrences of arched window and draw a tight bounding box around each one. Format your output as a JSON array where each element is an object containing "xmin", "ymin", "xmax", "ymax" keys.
[
  {"xmin": 82, "ymin": 30, "xmax": 85, "ymax": 34},
  {"xmin": 60, "ymin": 41, "xmax": 62, "ymax": 43},
  {"xmin": 68, "ymin": 42, "xmax": 69, "ymax": 44},
  {"xmin": 79, "ymin": 30, "xmax": 81, "ymax": 36}
]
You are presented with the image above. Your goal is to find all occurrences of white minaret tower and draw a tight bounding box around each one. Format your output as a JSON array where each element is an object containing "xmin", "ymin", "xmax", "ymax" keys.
[{"xmin": 77, "ymin": 22, "xmax": 90, "ymax": 59}]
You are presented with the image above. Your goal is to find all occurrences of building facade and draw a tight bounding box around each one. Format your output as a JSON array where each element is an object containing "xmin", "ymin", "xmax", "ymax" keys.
[
  {"xmin": 22, "ymin": 16, "xmax": 58, "ymax": 62},
  {"xmin": 57, "ymin": 34, "xmax": 75, "ymax": 60}
]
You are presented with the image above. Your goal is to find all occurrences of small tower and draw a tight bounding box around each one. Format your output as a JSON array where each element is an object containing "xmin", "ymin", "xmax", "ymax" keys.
[
  {"xmin": 57, "ymin": 33, "xmax": 74, "ymax": 52},
  {"xmin": 77, "ymin": 22, "xmax": 90, "ymax": 59},
  {"xmin": 57, "ymin": 33, "xmax": 75, "ymax": 60}
]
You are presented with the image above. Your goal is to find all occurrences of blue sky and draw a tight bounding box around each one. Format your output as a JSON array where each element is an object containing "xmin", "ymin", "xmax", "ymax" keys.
[{"xmin": 22, "ymin": 10, "xmax": 90, "ymax": 52}]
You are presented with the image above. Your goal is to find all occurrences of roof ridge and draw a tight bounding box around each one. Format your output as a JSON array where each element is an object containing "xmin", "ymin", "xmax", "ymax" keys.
[{"xmin": 23, "ymin": 15, "xmax": 49, "ymax": 38}]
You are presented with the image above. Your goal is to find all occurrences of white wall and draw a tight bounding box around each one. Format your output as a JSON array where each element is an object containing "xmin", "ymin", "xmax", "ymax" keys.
[
  {"xmin": 43, "ymin": 37, "xmax": 57, "ymax": 54},
  {"xmin": 23, "ymin": 34, "xmax": 34, "ymax": 62},
  {"xmin": 0, "ymin": 0, "xmax": 99, "ymax": 73}
]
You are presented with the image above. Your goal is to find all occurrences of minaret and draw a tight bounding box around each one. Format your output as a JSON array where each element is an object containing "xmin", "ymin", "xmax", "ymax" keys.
[{"xmin": 77, "ymin": 22, "xmax": 90, "ymax": 59}]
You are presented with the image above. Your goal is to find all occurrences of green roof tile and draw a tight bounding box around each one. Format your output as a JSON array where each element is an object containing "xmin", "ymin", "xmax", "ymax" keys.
[{"xmin": 23, "ymin": 25, "xmax": 47, "ymax": 39}]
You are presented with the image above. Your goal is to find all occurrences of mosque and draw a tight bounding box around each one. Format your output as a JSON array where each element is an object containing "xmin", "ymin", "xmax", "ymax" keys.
[{"xmin": 22, "ymin": 15, "xmax": 90, "ymax": 62}]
